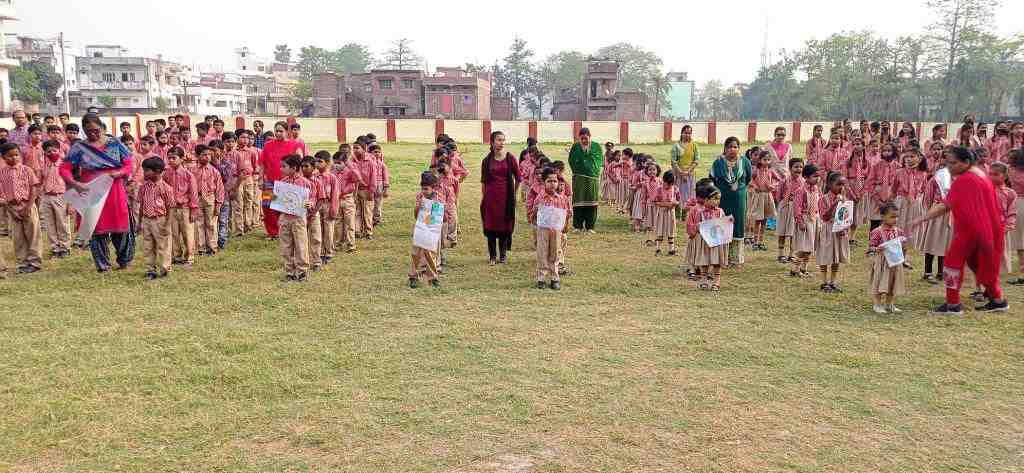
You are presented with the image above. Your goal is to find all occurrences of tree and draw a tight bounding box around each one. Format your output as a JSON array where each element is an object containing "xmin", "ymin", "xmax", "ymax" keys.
[
  {"xmin": 287, "ymin": 81, "xmax": 313, "ymax": 112},
  {"xmin": 15, "ymin": 61, "xmax": 63, "ymax": 105},
  {"xmin": 335, "ymin": 43, "xmax": 374, "ymax": 73},
  {"xmin": 381, "ymin": 38, "xmax": 422, "ymax": 70},
  {"xmin": 155, "ymin": 97, "xmax": 170, "ymax": 113},
  {"xmin": 98, "ymin": 95, "xmax": 115, "ymax": 110},
  {"xmin": 295, "ymin": 43, "xmax": 374, "ymax": 81},
  {"xmin": 295, "ymin": 46, "xmax": 335, "ymax": 81},
  {"xmin": 503, "ymin": 37, "xmax": 535, "ymax": 119},
  {"xmin": 9, "ymin": 66, "xmax": 44, "ymax": 104},
  {"xmin": 463, "ymin": 63, "xmax": 488, "ymax": 74},
  {"xmin": 274, "ymin": 44, "xmax": 292, "ymax": 63},
  {"xmin": 926, "ymin": 0, "xmax": 999, "ymax": 120},
  {"xmin": 595, "ymin": 43, "xmax": 664, "ymax": 91}
]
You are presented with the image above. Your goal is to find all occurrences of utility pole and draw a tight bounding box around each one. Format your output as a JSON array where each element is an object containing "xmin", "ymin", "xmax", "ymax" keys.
[{"xmin": 59, "ymin": 32, "xmax": 70, "ymax": 114}]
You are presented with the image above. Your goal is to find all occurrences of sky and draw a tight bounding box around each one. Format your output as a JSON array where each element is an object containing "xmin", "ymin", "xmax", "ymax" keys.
[{"xmin": 12, "ymin": 0, "xmax": 1024, "ymax": 86}]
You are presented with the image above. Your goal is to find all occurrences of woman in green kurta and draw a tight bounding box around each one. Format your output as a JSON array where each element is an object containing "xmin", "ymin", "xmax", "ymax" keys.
[
  {"xmin": 710, "ymin": 136, "xmax": 752, "ymax": 265},
  {"xmin": 568, "ymin": 127, "xmax": 604, "ymax": 232}
]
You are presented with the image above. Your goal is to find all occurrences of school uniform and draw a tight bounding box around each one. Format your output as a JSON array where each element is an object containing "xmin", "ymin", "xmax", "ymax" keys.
[
  {"xmin": 213, "ymin": 158, "xmax": 235, "ymax": 249},
  {"xmin": 530, "ymin": 189, "xmax": 572, "ymax": 283},
  {"xmin": 228, "ymin": 148, "xmax": 255, "ymax": 235},
  {"xmin": 138, "ymin": 179, "xmax": 175, "ymax": 274},
  {"xmin": 278, "ymin": 174, "xmax": 313, "ymax": 278},
  {"xmin": 650, "ymin": 185, "xmax": 680, "ymax": 240},
  {"xmin": 372, "ymin": 156, "xmax": 389, "ymax": 225},
  {"xmin": 684, "ymin": 198, "xmax": 702, "ymax": 268},
  {"xmin": 920, "ymin": 177, "xmax": 953, "ymax": 257},
  {"xmin": 693, "ymin": 206, "xmax": 728, "ymax": 266},
  {"xmin": 643, "ymin": 177, "xmax": 659, "ymax": 231},
  {"xmin": 352, "ymin": 156, "xmax": 378, "ymax": 238},
  {"xmin": 776, "ymin": 175, "xmax": 803, "ymax": 238},
  {"xmin": 333, "ymin": 164, "xmax": 364, "ymax": 251},
  {"xmin": 843, "ymin": 157, "xmax": 870, "ymax": 227},
  {"xmin": 816, "ymin": 193, "xmax": 851, "ymax": 266},
  {"xmin": 0, "ymin": 163, "xmax": 42, "ymax": 270},
  {"xmin": 995, "ymin": 185, "xmax": 1017, "ymax": 275},
  {"xmin": 630, "ymin": 173, "xmax": 648, "ymax": 222},
  {"xmin": 409, "ymin": 190, "xmax": 442, "ymax": 282},
  {"xmin": 866, "ymin": 160, "xmax": 898, "ymax": 221},
  {"xmin": 319, "ymin": 171, "xmax": 339, "ymax": 260},
  {"xmin": 304, "ymin": 174, "xmax": 325, "ymax": 268},
  {"xmin": 893, "ymin": 168, "xmax": 927, "ymax": 249},
  {"xmin": 163, "ymin": 165, "xmax": 199, "ymax": 264},
  {"xmin": 869, "ymin": 226, "xmax": 907, "ymax": 296},
  {"xmin": 792, "ymin": 183, "xmax": 821, "ymax": 254},
  {"xmin": 748, "ymin": 167, "xmax": 778, "ymax": 221},
  {"xmin": 194, "ymin": 164, "xmax": 225, "ymax": 254},
  {"xmin": 440, "ymin": 174, "xmax": 459, "ymax": 249},
  {"xmin": 39, "ymin": 157, "xmax": 70, "ymax": 254},
  {"xmin": 1010, "ymin": 171, "xmax": 1024, "ymax": 253}
]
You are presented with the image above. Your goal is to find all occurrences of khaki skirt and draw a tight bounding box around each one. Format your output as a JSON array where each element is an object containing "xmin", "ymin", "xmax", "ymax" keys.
[
  {"xmin": 895, "ymin": 195, "xmax": 925, "ymax": 249},
  {"xmin": 870, "ymin": 254, "xmax": 906, "ymax": 296},
  {"xmin": 644, "ymin": 203, "xmax": 656, "ymax": 229},
  {"xmin": 869, "ymin": 185, "xmax": 886, "ymax": 220},
  {"xmin": 920, "ymin": 213, "xmax": 952, "ymax": 256},
  {"xmin": 631, "ymin": 191, "xmax": 646, "ymax": 221},
  {"xmin": 854, "ymin": 196, "xmax": 870, "ymax": 227},
  {"xmin": 816, "ymin": 224, "xmax": 850, "ymax": 266},
  {"xmin": 776, "ymin": 201, "xmax": 796, "ymax": 237},
  {"xmin": 793, "ymin": 217, "xmax": 819, "ymax": 254},
  {"xmin": 685, "ymin": 235, "xmax": 699, "ymax": 266},
  {"xmin": 652, "ymin": 206, "xmax": 676, "ymax": 238},
  {"xmin": 1012, "ymin": 199, "xmax": 1024, "ymax": 251},
  {"xmin": 694, "ymin": 235, "xmax": 728, "ymax": 266},
  {"xmin": 1002, "ymin": 230, "xmax": 1013, "ymax": 275},
  {"xmin": 748, "ymin": 191, "xmax": 776, "ymax": 221}
]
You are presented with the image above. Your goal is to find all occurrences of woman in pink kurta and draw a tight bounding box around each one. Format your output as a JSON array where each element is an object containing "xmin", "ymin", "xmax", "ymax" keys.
[{"xmin": 61, "ymin": 114, "xmax": 135, "ymax": 272}]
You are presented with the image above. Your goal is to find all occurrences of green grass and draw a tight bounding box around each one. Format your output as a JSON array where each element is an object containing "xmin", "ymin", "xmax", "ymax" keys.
[{"xmin": 1, "ymin": 142, "xmax": 1022, "ymax": 472}]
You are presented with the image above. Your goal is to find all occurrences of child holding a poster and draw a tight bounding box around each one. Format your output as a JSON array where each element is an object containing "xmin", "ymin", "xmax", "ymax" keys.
[
  {"xmin": 409, "ymin": 171, "xmax": 443, "ymax": 288},
  {"xmin": 791, "ymin": 164, "xmax": 821, "ymax": 279},
  {"xmin": 868, "ymin": 203, "xmax": 908, "ymax": 314},
  {"xmin": 272, "ymin": 155, "xmax": 314, "ymax": 282},
  {"xmin": 693, "ymin": 185, "xmax": 728, "ymax": 292},
  {"xmin": 817, "ymin": 172, "xmax": 851, "ymax": 293},
  {"xmin": 529, "ymin": 167, "xmax": 572, "ymax": 290}
]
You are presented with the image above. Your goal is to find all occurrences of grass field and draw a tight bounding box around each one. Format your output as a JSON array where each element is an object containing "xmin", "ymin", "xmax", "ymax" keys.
[{"xmin": 1, "ymin": 142, "xmax": 1022, "ymax": 472}]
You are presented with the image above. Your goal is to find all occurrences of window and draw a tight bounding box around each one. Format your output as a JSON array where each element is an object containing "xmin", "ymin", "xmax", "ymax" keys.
[
  {"xmin": 101, "ymin": 72, "xmax": 116, "ymax": 82},
  {"xmin": 242, "ymin": 65, "xmax": 247, "ymax": 71},
  {"xmin": 214, "ymin": 100, "xmax": 227, "ymax": 107},
  {"xmin": 463, "ymin": 95, "xmax": 473, "ymax": 105},
  {"xmin": 379, "ymin": 79, "xmax": 393, "ymax": 90},
  {"xmin": 240, "ymin": 52, "xmax": 247, "ymax": 58},
  {"xmin": 401, "ymin": 79, "xmax": 414, "ymax": 89},
  {"xmin": 257, "ymin": 66, "xmax": 265, "ymax": 72},
  {"xmin": 132, "ymin": 98, "xmax": 140, "ymax": 104}
]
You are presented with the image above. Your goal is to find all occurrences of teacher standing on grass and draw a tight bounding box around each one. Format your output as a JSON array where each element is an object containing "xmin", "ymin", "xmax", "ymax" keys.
[
  {"xmin": 259, "ymin": 121, "xmax": 304, "ymax": 240},
  {"xmin": 61, "ymin": 114, "xmax": 135, "ymax": 272},
  {"xmin": 480, "ymin": 131, "xmax": 520, "ymax": 265},
  {"xmin": 568, "ymin": 127, "xmax": 603, "ymax": 232},
  {"xmin": 710, "ymin": 136, "xmax": 752, "ymax": 266},
  {"xmin": 670, "ymin": 125, "xmax": 700, "ymax": 204}
]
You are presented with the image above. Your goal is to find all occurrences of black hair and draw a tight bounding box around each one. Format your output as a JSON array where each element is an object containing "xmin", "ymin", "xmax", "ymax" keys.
[
  {"xmin": 1009, "ymin": 149, "xmax": 1024, "ymax": 170},
  {"xmin": 946, "ymin": 146, "xmax": 976, "ymax": 165},
  {"xmin": 551, "ymin": 160, "xmax": 565, "ymax": 171},
  {"xmin": 578, "ymin": 127, "xmax": 591, "ymax": 137},
  {"xmin": 526, "ymin": 137, "xmax": 537, "ymax": 147},
  {"xmin": 0, "ymin": 142, "xmax": 20, "ymax": 156},
  {"xmin": 120, "ymin": 135, "xmax": 134, "ymax": 144},
  {"xmin": 65, "ymin": 123, "xmax": 80, "ymax": 133},
  {"xmin": 541, "ymin": 167, "xmax": 557, "ymax": 181},
  {"xmin": 140, "ymin": 135, "xmax": 155, "ymax": 144},
  {"xmin": 120, "ymin": 121, "xmax": 131, "ymax": 129},
  {"xmin": 42, "ymin": 139, "xmax": 60, "ymax": 151},
  {"xmin": 314, "ymin": 150, "xmax": 332, "ymax": 161},
  {"xmin": 81, "ymin": 113, "xmax": 104, "ymax": 130},
  {"xmin": 221, "ymin": 132, "xmax": 235, "ymax": 141},
  {"xmin": 433, "ymin": 147, "xmax": 449, "ymax": 160},
  {"xmin": 663, "ymin": 171, "xmax": 677, "ymax": 185},
  {"xmin": 213, "ymin": 119, "xmax": 225, "ymax": 126},
  {"xmin": 365, "ymin": 133, "xmax": 375, "ymax": 141},
  {"xmin": 194, "ymin": 144, "xmax": 210, "ymax": 156},
  {"xmin": 788, "ymin": 158, "xmax": 804, "ymax": 169},
  {"xmin": 696, "ymin": 183, "xmax": 720, "ymax": 200},
  {"xmin": 537, "ymin": 156, "xmax": 551, "ymax": 168},
  {"xmin": 622, "ymin": 147, "xmax": 634, "ymax": 157},
  {"xmin": 723, "ymin": 136, "xmax": 740, "ymax": 150},
  {"xmin": 990, "ymin": 162, "xmax": 1011, "ymax": 186},
  {"xmin": 46, "ymin": 125, "xmax": 62, "ymax": 133},
  {"xmin": 825, "ymin": 171, "xmax": 845, "ymax": 189},
  {"xmin": 681, "ymin": 124, "xmax": 693, "ymax": 133},
  {"xmin": 167, "ymin": 146, "xmax": 185, "ymax": 158},
  {"xmin": 196, "ymin": 122, "xmax": 210, "ymax": 132},
  {"xmin": 878, "ymin": 202, "xmax": 899, "ymax": 217},
  {"xmin": 332, "ymin": 151, "xmax": 346, "ymax": 162},
  {"xmin": 300, "ymin": 156, "xmax": 316, "ymax": 167},
  {"xmin": 284, "ymin": 154, "xmax": 302, "ymax": 169},
  {"xmin": 28, "ymin": 124, "xmax": 42, "ymax": 134},
  {"xmin": 420, "ymin": 171, "xmax": 438, "ymax": 187},
  {"xmin": 436, "ymin": 133, "xmax": 451, "ymax": 144},
  {"xmin": 235, "ymin": 128, "xmax": 252, "ymax": 138},
  {"xmin": 154, "ymin": 119, "xmax": 166, "ymax": 126},
  {"xmin": 526, "ymin": 145, "xmax": 539, "ymax": 157},
  {"xmin": 209, "ymin": 140, "xmax": 224, "ymax": 150},
  {"xmin": 802, "ymin": 164, "xmax": 819, "ymax": 178},
  {"xmin": 368, "ymin": 144, "xmax": 381, "ymax": 152},
  {"xmin": 142, "ymin": 156, "xmax": 166, "ymax": 173}
]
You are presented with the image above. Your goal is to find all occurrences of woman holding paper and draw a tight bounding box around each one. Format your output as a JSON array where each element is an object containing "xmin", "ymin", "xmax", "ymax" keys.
[
  {"xmin": 911, "ymin": 146, "xmax": 1009, "ymax": 315},
  {"xmin": 710, "ymin": 137, "xmax": 752, "ymax": 266},
  {"xmin": 61, "ymin": 114, "xmax": 135, "ymax": 272},
  {"xmin": 480, "ymin": 131, "xmax": 520, "ymax": 265}
]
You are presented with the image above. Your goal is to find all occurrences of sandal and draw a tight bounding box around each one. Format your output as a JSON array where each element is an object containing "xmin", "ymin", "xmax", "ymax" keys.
[
  {"xmin": 699, "ymin": 281, "xmax": 710, "ymax": 290},
  {"xmin": 710, "ymin": 284, "xmax": 720, "ymax": 292},
  {"xmin": 1008, "ymin": 277, "xmax": 1024, "ymax": 285},
  {"xmin": 667, "ymin": 249, "xmax": 677, "ymax": 256},
  {"xmin": 655, "ymin": 249, "xmax": 662, "ymax": 256},
  {"xmin": 778, "ymin": 256, "xmax": 789, "ymax": 263},
  {"xmin": 799, "ymin": 271, "xmax": 812, "ymax": 278},
  {"xmin": 686, "ymin": 270, "xmax": 698, "ymax": 280}
]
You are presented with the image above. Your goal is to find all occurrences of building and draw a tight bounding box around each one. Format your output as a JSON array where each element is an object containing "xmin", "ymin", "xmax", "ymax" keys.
[
  {"xmin": 5, "ymin": 34, "xmax": 78, "ymax": 109},
  {"xmin": 313, "ymin": 67, "xmax": 502, "ymax": 119},
  {"xmin": 75, "ymin": 45, "xmax": 185, "ymax": 114},
  {"xmin": 170, "ymin": 72, "xmax": 246, "ymax": 116},
  {"xmin": 233, "ymin": 46, "xmax": 295, "ymax": 115},
  {"xmin": 0, "ymin": 0, "xmax": 19, "ymax": 114},
  {"xmin": 665, "ymin": 71, "xmax": 694, "ymax": 120},
  {"xmin": 550, "ymin": 58, "xmax": 648, "ymax": 121}
]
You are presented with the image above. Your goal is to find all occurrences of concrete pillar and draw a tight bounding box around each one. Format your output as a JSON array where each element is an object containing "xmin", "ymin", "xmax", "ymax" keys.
[
  {"xmin": 134, "ymin": 113, "xmax": 142, "ymax": 140},
  {"xmin": 386, "ymin": 119, "xmax": 397, "ymax": 143},
  {"xmin": 234, "ymin": 116, "xmax": 246, "ymax": 131},
  {"xmin": 747, "ymin": 121, "xmax": 757, "ymax": 143},
  {"xmin": 434, "ymin": 119, "xmax": 444, "ymax": 139},
  {"xmin": 791, "ymin": 121, "xmax": 802, "ymax": 143},
  {"xmin": 708, "ymin": 121, "xmax": 717, "ymax": 145},
  {"xmin": 572, "ymin": 121, "xmax": 582, "ymax": 142},
  {"xmin": 336, "ymin": 118, "xmax": 346, "ymax": 143},
  {"xmin": 663, "ymin": 121, "xmax": 672, "ymax": 143},
  {"xmin": 482, "ymin": 120, "xmax": 492, "ymax": 144},
  {"xmin": 528, "ymin": 121, "xmax": 537, "ymax": 141},
  {"xmin": 619, "ymin": 121, "xmax": 629, "ymax": 145}
]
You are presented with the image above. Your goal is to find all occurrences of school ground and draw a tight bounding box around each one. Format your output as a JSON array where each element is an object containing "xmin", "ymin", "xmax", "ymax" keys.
[{"xmin": 2, "ymin": 142, "xmax": 1021, "ymax": 472}]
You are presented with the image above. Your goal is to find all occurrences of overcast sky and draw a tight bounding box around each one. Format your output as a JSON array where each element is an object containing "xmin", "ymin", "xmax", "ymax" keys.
[{"xmin": 12, "ymin": 0, "xmax": 1024, "ymax": 85}]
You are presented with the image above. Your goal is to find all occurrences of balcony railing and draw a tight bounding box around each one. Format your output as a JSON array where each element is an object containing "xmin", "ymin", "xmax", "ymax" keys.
[{"xmin": 87, "ymin": 81, "xmax": 146, "ymax": 90}]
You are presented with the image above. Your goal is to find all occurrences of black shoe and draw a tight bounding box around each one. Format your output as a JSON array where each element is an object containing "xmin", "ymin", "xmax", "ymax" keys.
[
  {"xmin": 296, "ymin": 272, "xmax": 308, "ymax": 282},
  {"xmin": 409, "ymin": 278, "xmax": 419, "ymax": 289},
  {"xmin": 931, "ymin": 303, "xmax": 964, "ymax": 315},
  {"xmin": 429, "ymin": 279, "xmax": 440, "ymax": 288},
  {"xmin": 145, "ymin": 272, "xmax": 158, "ymax": 280},
  {"xmin": 975, "ymin": 299, "xmax": 1009, "ymax": 313},
  {"xmin": 1008, "ymin": 277, "xmax": 1024, "ymax": 286},
  {"xmin": 970, "ymin": 291, "xmax": 987, "ymax": 303},
  {"xmin": 499, "ymin": 256, "xmax": 508, "ymax": 264},
  {"xmin": 550, "ymin": 281, "xmax": 561, "ymax": 290},
  {"xmin": 284, "ymin": 274, "xmax": 296, "ymax": 282},
  {"xmin": 829, "ymin": 283, "xmax": 842, "ymax": 293},
  {"xmin": 158, "ymin": 270, "xmax": 169, "ymax": 278},
  {"xmin": 820, "ymin": 283, "xmax": 832, "ymax": 292},
  {"xmin": 536, "ymin": 281, "xmax": 547, "ymax": 289}
]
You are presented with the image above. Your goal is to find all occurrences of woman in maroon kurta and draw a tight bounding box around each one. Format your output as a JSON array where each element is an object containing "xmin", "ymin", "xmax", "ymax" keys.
[
  {"xmin": 480, "ymin": 131, "xmax": 520, "ymax": 264},
  {"xmin": 259, "ymin": 121, "xmax": 304, "ymax": 239}
]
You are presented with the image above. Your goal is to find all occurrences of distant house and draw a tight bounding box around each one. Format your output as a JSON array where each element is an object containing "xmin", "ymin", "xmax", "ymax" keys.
[
  {"xmin": 665, "ymin": 71, "xmax": 694, "ymax": 121},
  {"xmin": 550, "ymin": 58, "xmax": 649, "ymax": 121},
  {"xmin": 75, "ymin": 45, "xmax": 179, "ymax": 114}
]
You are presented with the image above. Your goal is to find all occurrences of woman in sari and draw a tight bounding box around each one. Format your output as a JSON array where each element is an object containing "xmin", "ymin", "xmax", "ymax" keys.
[
  {"xmin": 259, "ymin": 121, "xmax": 304, "ymax": 239},
  {"xmin": 61, "ymin": 114, "xmax": 135, "ymax": 272},
  {"xmin": 710, "ymin": 136, "xmax": 753, "ymax": 266},
  {"xmin": 568, "ymin": 128, "xmax": 603, "ymax": 232},
  {"xmin": 480, "ymin": 131, "xmax": 520, "ymax": 265},
  {"xmin": 670, "ymin": 125, "xmax": 700, "ymax": 204}
]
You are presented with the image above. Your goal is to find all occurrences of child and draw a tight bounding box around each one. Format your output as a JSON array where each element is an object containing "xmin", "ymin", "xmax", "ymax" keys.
[
  {"xmin": 805, "ymin": 125, "xmax": 826, "ymax": 164},
  {"xmin": 40, "ymin": 140, "xmax": 71, "ymax": 257},
  {"xmin": 990, "ymin": 162, "xmax": 1017, "ymax": 276},
  {"xmin": 693, "ymin": 185, "xmax": 727, "ymax": 291},
  {"xmin": 0, "ymin": 142, "xmax": 42, "ymax": 274},
  {"xmin": 1010, "ymin": 150, "xmax": 1024, "ymax": 285},
  {"xmin": 749, "ymin": 150, "xmax": 778, "ymax": 251},
  {"xmin": 866, "ymin": 143, "xmax": 899, "ymax": 231},
  {"xmin": 631, "ymin": 159, "xmax": 654, "ymax": 236},
  {"xmin": 868, "ymin": 203, "xmax": 908, "ymax": 314},
  {"xmin": 606, "ymin": 151, "xmax": 622, "ymax": 209},
  {"xmin": 791, "ymin": 164, "xmax": 821, "ymax": 278},
  {"xmin": 274, "ymin": 155, "xmax": 314, "ymax": 282},
  {"xmin": 651, "ymin": 171, "xmax": 680, "ymax": 256},
  {"xmin": 137, "ymin": 157, "xmax": 175, "ymax": 280},
  {"xmin": 920, "ymin": 161, "xmax": 953, "ymax": 284},
  {"xmin": 163, "ymin": 147, "xmax": 198, "ymax": 267},
  {"xmin": 893, "ymin": 148, "xmax": 927, "ymax": 250},
  {"xmin": 619, "ymin": 148, "xmax": 636, "ymax": 214},
  {"xmin": 351, "ymin": 142, "xmax": 378, "ymax": 240},
  {"xmin": 435, "ymin": 161, "xmax": 457, "ymax": 270},
  {"xmin": 817, "ymin": 172, "xmax": 851, "ymax": 292},
  {"xmin": 237, "ymin": 130, "xmax": 262, "ymax": 232},
  {"xmin": 368, "ymin": 143, "xmax": 390, "ymax": 227},
  {"xmin": 315, "ymin": 152, "xmax": 339, "ymax": 264},
  {"xmin": 844, "ymin": 139, "xmax": 870, "ymax": 246},
  {"xmin": 552, "ymin": 160, "xmax": 572, "ymax": 274},
  {"xmin": 684, "ymin": 178, "xmax": 715, "ymax": 280},
  {"xmin": 192, "ymin": 145, "xmax": 225, "ymax": 256},
  {"xmin": 602, "ymin": 141, "xmax": 615, "ymax": 203},
  {"xmin": 776, "ymin": 159, "xmax": 805, "ymax": 263},
  {"xmin": 643, "ymin": 162, "xmax": 661, "ymax": 237},
  {"xmin": 300, "ymin": 156, "xmax": 326, "ymax": 271},
  {"xmin": 409, "ymin": 171, "xmax": 443, "ymax": 288},
  {"xmin": 529, "ymin": 167, "xmax": 572, "ymax": 290},
  {"xmin": 332, "ymin": 151, "xmax": 365, "ymax": 253},
  {"xmin": 210, "ymin": 141, "xmax": 236, "ymax": 250}
]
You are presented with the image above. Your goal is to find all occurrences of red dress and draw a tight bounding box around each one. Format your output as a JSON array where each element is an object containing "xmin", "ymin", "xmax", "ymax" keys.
[
  {"xmin": 259, "ymin": 139, "xmax": 304, "ymax": 237},
  {"xmin": 943, "ymin": 168, "xmax": 1006, "ymax": 304},
  {"xmin": 480, "ymin": 154, "xmax": 520, "ymax": 233}
]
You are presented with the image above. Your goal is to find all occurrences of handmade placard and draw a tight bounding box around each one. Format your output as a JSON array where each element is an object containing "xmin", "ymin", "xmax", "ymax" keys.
[
  {"xmin": 412, "ymin": 199, "xmax": 445, "ymax": 251},
  {"xmin": 699, "ymin": 216, "xmax": 734, "ymax": 248},
  {"xmin": 879, "ymin": 236, "xmax": 906, "ymax": 268},
  {"xmin": 536, "ymin": 205, "xmax": 567, "ymax": 231},
  {"xmin": 270, "ymin": 181, "xmax": 310, "ymax": 218},
  {"xmin": 832, "ymin": 200, "xmax": 855, "ymax": 233}
]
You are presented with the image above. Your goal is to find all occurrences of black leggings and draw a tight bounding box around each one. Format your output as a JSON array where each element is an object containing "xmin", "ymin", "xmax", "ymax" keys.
[
  {"xmin": 485, "ymin": 230, "xmax": 512, "ymax": 261},
  {"xmin": 924, "ymin": 254, "xmax": 944, "ymax": 275}
]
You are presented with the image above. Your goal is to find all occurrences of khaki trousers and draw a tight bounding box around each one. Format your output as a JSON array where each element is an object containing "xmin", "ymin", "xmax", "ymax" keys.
[
  {"xmin": 279, "ymin": 214, "xmax": 309, "ymax": 276},
  {"xmin": 321, "ymin": 213, "xmax": 335, "ymax": 258},
  {"xmin": 40, "ymin": 194, "xmax": 71, "ymax": 252},
  {"xmin": 536, "ymin": 228, "xmax": 560, "ymax": 283},
  {"xmin": 409, "ymin": 246, "xmax": 438, "ymax": 280},
  {"xmin": 197, "ymin": 198, "xmax": 218, "ymax": 252},
  {"xmin": 231, "ymin": 176, "xmax": 250, "ymax": 235},
  {"xmin": 142, "ymin": 215, "xmax": 172, "ymax": 273},
  {"xmin": 337, "ymin": 194, "xmax": 356, "ymax": 248},
  {"xmin": 170, "ymin": 207, "xmax": 195, "ymax": 264},
  {"xmin": 355, "ymin": 189, "xmax": 373, "ymax": 237},
  {"xmin": 8, "ymin": 205, "xmax": 42, "ymax": 269},
  {"xmin": 307, "ymin": 210, "xmax": 322, "ymax": 266}
]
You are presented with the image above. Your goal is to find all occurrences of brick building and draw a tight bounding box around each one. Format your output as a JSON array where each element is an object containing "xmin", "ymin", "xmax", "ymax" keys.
[{"xmin": 551, "ymin": 58, "xmax": 649, "ymax": 121}]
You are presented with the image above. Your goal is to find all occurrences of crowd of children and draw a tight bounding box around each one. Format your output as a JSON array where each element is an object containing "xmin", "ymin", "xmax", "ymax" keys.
[{"xmin": 1, "ymin": 113, "xmax": 1021, "ymax": 313}]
